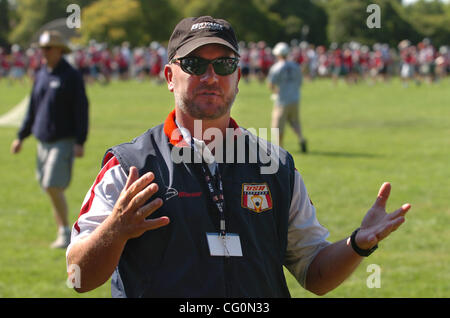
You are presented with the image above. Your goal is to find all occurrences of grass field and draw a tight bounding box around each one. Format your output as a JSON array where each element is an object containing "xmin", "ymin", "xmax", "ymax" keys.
[{"xmin": 0, "ymin": 75, "xmax": 449, "ymax": 298}]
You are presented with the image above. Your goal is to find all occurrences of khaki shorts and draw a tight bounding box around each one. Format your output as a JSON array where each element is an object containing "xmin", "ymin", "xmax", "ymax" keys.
[
  {"xmin": 36, "ymin": 138, "xmax": 75, "ymax": 189},
  {"xmin": 271, "ymin": 102, "xmax": 300, "ymax": 135}
]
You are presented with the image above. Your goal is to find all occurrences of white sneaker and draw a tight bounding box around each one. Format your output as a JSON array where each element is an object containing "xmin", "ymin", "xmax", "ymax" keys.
[{"xmin": 50, "ymin": 228, "xmax": 71, "ymax": 249}]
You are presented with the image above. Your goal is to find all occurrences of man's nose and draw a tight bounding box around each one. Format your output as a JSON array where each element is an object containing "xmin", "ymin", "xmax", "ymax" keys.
[{"xmin": 200, "ymin": 63, "xmax": 219, "ymax": 84}]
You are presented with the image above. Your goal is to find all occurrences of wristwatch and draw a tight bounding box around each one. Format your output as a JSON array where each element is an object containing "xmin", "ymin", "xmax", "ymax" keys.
[{"xmin": 349, "ymin": 228, "xmax": 378, "ymax": 257}]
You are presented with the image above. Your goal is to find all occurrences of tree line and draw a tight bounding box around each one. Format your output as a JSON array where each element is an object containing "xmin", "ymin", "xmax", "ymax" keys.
[{"xmin": 1, "ymin": 0, "xmax": 449, "ymax": 49}]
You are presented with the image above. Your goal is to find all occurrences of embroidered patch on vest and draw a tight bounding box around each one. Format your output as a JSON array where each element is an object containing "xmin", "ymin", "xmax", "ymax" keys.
[{"xmin": 241, "ymin": 183, "xmax": 273, "ymax": 213}]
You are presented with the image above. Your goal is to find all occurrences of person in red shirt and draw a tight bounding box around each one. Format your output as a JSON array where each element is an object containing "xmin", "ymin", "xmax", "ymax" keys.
[
  {"xmin": 0, "ymin": 47, "xmax": 10, "ymax": 81},
  {"xmin": 26, "ymin": 47, "xmax": 43, "ymax": 80}
]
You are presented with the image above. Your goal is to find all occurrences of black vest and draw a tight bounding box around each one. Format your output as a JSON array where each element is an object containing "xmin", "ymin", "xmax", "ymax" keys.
[{"xmin": 104, "ymin": 124, "xmax": 296, "ymax": 297}]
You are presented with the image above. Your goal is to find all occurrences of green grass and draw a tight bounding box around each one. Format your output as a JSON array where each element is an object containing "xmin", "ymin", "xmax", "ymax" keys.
[
  {"xmin": 0, "ymin": 78, "xmax": 31, "ymax": 115},
  {"xmin": 0, "ymin": 76, "xmax": 449, "ymax": 298}
]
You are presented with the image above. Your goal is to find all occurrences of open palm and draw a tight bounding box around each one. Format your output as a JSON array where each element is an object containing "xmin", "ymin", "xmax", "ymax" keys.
[{"xmin": 356, "ymin": 182, "xmax": 411, "ymax": 250}]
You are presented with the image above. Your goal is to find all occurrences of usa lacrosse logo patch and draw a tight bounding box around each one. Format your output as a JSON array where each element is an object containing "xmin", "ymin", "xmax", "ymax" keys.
[{"xmin": 241, "ymin": 183, "xmax": 273, "ymax": 213}]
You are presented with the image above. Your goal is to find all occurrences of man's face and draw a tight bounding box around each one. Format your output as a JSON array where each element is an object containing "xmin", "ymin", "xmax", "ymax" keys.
[
  {"xmin": 165, "ymin": 43, "xmax": 241, "ymax": 120},
  {"xmin": 41, "ymin": 46, "xmax": 63, "ymax": 68}
]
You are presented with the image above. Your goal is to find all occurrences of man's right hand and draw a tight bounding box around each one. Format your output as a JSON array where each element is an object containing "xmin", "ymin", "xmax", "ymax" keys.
[
  {"xmin": 10, "ymin": 139, "xmax": 22, "ymax": 154},
  {"xmin": 110, "ymin": 166, "xmax": 170, "ymax": 241},
  {"xmin": 67, "ymin": 166, "xmax": 170, "ymax": 293}
]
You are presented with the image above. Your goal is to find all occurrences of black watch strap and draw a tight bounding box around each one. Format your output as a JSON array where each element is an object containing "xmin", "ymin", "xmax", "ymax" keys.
[{"xmin": 350, "ymin": 228, "xmax": 378, "ymax": 257}]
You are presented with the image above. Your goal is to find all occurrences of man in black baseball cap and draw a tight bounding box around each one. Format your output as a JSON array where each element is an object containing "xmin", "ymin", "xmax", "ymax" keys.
[
  {"xmin": 167, "ymin": 16, "xmax": 240, "ymax": 61},
  {"xmin": 164, "ymin": 16, "xmax": 242, "ymax": 122},
  {"xmin": 67, "ymin": 15, "xmax": 410, "ymax": 299}
]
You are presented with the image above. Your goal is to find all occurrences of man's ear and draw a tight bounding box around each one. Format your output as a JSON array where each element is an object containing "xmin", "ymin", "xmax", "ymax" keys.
[
  {"xmin": 164, "ymin": 65, "xmax": 174, "ymax": 92},
  {"xmin": 235, "ymin": 67, "xmax": 241, "ymax": 94}
]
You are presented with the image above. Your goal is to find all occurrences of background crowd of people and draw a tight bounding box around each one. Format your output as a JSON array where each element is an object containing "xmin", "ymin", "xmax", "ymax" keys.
[
  {"xmin": 1, "ymin": 38, "xmax": 449, "ymax": 87},
  {"xmin": 239, "ymin": 39, "xmax": 450, "ymax": 86}
]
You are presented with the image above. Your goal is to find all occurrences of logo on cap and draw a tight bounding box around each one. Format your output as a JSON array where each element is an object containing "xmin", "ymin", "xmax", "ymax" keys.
[{"xmin": 191, "ymin": 22, "xmax": 224, "ymax": 31}]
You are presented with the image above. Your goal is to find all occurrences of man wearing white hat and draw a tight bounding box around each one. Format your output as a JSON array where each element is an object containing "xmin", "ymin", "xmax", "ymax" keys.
[
  {"xmin": 268, "ymin": 42, "xmax": 306, "ymax": 152},
  {"xmin": 11, "ymin": 30, "xmax": 89, "ymax": 248}
]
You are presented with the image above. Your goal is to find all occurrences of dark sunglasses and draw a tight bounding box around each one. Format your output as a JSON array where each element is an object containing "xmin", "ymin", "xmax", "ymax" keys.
[{"xmin": 171, "ymin": 56, "xmax": 239, "ymax": 76}]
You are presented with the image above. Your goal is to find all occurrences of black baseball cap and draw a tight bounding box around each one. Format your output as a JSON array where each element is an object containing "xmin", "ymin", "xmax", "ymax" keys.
[{"xmin": 167, "ymin": 16, "xmax": 240, "ymax": 61}]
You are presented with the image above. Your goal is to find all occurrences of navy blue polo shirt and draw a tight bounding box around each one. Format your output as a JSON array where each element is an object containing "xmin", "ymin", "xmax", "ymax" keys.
[{"xmin": 18, "ymin": 58, "xmax": 89, "ymax": 145}]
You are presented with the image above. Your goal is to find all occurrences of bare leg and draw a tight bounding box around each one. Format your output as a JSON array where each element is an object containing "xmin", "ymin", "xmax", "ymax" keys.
[
  {"xmin": 45, "ymin": 187, "xmax": 69, "ymax": 228},
  {"xmin": 291, "ymin": 121, "xmax": 304, "ymax": 143},
  {"xmin": 45, "ymin": 187, "xmax": 70, "ymax": 248},
  {"xmin": 289, "ymin": 104, "xmax": 307, "ymax": 153}
]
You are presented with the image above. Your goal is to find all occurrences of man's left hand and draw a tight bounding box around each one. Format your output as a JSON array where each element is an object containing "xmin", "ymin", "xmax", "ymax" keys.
[{"xmin": 356, "ymin": 182, "xmax": 411, "ymax": 250}]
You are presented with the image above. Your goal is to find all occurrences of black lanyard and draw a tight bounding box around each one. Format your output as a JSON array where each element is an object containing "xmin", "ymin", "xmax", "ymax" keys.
[
  {"xmin": 187, "ymin": 136, "xmax": 227, "ymax": 236},
  {"xmin": 200, "ymin": 161, "xmax": 227, "ymax": 237}
]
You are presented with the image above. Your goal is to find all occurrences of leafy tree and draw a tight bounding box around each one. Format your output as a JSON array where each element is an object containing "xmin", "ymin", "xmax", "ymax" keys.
[
  {"xmin": 0, "ymin": 0, "xmax": 11, "ymax": 47},
  {"xmin": 81, "ymin": 0, "xmax": 179, "ymax": 46},
  {"xmin": 256, "ymin": 0, "xmax": 329, "ymax": 45},
  {"xmin": 177, "ymin": 0, "xmax": 285, "ymax": 44},
  {"xmin": 325, "ymin": 0, "xmax": 421, "ymax": 46},
  {"xmin": 137, "ymin": 0, "xmax": 181, "ymax": 44},
  {"xmin": 81, "ymin": 0, "xmax": 144, "ymax": 45},
  {"xmin": 4, "ymin": 0, "xmax": 449, "ymax": 49},
  {"xmin": 403, "ymin": 0, "xmax": 450, "ymax": 47},
  {"xmin": 8, "ymin": 0, "xmax": 96, "ymax": 46},
  {"xmin": 174, "ymin": 0, "xmax": 328, "ymax": 45},
  {"xmin": 325, "ymin": 0, "xmax": 370, "ymax": 44},
  {"xmin": 368, "ymin": 0, "xmax": 421, "ymax": 46}
]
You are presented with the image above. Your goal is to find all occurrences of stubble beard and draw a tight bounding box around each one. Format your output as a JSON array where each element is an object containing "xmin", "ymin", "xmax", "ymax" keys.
[{"xmin": 174, "ymin": 88, "xmax": 237, "ymax": 120}]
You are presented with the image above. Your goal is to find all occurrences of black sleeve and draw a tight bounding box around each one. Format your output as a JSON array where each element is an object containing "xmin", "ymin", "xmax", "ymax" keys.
[
  {"xmin": 73, "ymin": 70, "xmax": 89, "ymax": 145},
  {"xmin": 17, "ymin": 81, "xmax": 37, "ymax": 141}
]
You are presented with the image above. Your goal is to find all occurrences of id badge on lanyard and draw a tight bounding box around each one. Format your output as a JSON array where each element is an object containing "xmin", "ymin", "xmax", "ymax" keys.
[{"xmin": 200, "ymin": 161, "xmax": 243, "ymax": 257}]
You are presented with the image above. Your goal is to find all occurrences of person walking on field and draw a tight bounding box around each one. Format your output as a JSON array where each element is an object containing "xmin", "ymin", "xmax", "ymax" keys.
[
  {"xmin": 268, "ymin": 42, "xmax": 307, "ymax": 152},
  {"xmin": 11, "ymin": 30, "xmax": 89, "ymax": 249}
]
